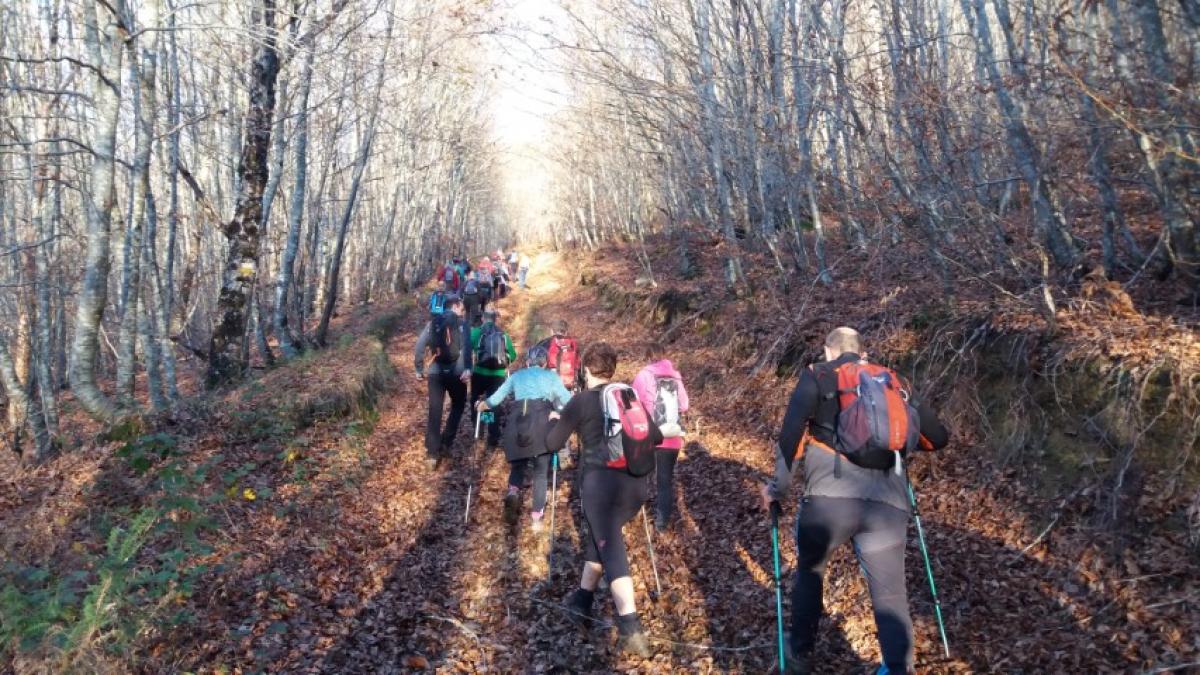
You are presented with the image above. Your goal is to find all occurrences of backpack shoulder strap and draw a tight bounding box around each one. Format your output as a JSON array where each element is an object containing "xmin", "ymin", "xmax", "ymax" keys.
[{"xmin": 812, "ymin": 362, "xmax": 839, "ymax": 401}]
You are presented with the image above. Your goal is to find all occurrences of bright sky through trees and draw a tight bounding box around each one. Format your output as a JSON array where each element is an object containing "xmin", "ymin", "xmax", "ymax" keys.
[{"xmin": 486, "ymin": 0, "xmax": 570, "ymax": 239}]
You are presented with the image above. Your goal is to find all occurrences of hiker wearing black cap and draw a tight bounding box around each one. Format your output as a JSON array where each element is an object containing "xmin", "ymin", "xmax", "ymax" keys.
[
  {"xmin": 760, "ymin": 327, "xmax": 949, "ymax": 675},
  {"xmin": 546, "ymin": 342, "xmax": 682, "ymax": 658},
  {"xmin": 476, "ymin": 344, "xmax": 572, "ymax": 530},
  {"xmin": 469, "ymin": 309, "xmax": 517, "ymax": 449},
  {"xmin": 414, "ymin": 297, "xmax": 473, "ymax": 469}
]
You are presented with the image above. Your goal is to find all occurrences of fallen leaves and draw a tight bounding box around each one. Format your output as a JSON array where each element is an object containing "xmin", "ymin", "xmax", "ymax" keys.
[{"xmin": 5, "ymin": 246, "xmax": 1198, "ymax": 674}]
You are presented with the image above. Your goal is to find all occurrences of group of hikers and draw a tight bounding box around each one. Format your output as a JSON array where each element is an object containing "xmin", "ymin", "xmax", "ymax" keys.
[
  {"xmin": 415, "ymin": 251, "xmax": 949, "ymax": 675},
  {"xmin": 429, "ymin": 250, "xmax": 531, "ymax": 328}
]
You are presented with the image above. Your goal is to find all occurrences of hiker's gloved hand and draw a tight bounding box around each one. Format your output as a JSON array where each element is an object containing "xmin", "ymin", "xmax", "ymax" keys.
[
  {"xmin": 659, "ymin": 422, "xmax": 684, "ymax": 439},
  {"xmin": 548, "ymin": 411, "xmax": 561, "ymax": 421},
  {"xmin": 459, "ymin": 371, "xmax": 471, "ymax": 383},
  {"xmin": 475, "ymin": 400, "xmax": 490, "ymax": 412}
]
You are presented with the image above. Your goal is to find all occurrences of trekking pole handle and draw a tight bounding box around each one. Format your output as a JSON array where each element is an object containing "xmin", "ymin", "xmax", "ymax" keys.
[{"xmin": 769, "ymin": 500, "xmax": 782, "ymax": 523}]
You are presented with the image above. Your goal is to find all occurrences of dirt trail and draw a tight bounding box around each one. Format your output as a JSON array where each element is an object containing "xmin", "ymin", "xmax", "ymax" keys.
[
  {"xmin": 289, "ymin": 251, "xmax": 789, "ymax": 673},
  {"xmin": 186, "ymin": 249, "xmax": 1186, "ymax": 674}
]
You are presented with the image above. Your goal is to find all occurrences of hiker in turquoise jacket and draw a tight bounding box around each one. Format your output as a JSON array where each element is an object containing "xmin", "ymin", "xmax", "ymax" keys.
[
  {"xmin": 469, "ymin": 309, "xmax": 517, "ymax": 447},
  {"xmin": 477, "ymin": 344, "xmax": 573, "ymax": 529}
]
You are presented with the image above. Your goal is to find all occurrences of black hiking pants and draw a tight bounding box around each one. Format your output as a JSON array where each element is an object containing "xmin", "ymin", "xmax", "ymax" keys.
[
  {"xmin": 425, "ymin": 370, "xmax": 467, "ymax": 457},
  {"xmin": 791, "ymin": 496, "xmax": 913, "ymax": 672},
  {"xmin": 581, "ymin": 468, "xmax": 649, "ymax": 582},
  {"xmin": 470, "ymin": 373, "xmax": 506, "ymax": 445},
  {"xmin": 507, "ymin": 452, "xmax": 552, "ymax": 513},
  {"xmin": 654, "ymin": 449, "xmax": 679, "ymax": 524}
]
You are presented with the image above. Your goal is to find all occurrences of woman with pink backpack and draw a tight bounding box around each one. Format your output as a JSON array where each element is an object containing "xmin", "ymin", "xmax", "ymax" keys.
[{"xmin": 631, "ymin": 342, "xmax": 690, "ymax": 532}]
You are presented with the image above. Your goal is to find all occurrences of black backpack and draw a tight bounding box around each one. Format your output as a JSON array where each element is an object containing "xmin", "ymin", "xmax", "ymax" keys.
[
  {"xmin": 476, "ymin": 324, "xmax": 509, "ymax": 370},
  {"xmin": 431, "ymin": 313, "xmax": 461, "ymax": 365}
]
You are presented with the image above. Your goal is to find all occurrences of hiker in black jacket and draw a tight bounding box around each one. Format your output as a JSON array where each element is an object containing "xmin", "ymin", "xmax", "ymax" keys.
[
  {"xmin": 546, "ymin": 342, "xmax": 677, "ymax": 658},
  {"xmin": 414, "ymin": 297, "xmax": 473, "ymax": 470},
  {"xmin": 761, "ymin": 327, "xmax": 949, "ymax": 675}
]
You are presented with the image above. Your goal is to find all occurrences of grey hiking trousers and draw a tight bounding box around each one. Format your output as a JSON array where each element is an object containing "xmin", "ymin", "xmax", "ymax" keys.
[{"xmin": 791, "ymin": 496, "xmax": 913, "ymax": 672}]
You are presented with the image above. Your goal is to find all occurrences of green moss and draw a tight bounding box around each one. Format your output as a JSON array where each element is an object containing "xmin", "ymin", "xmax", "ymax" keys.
[{"xmin": 99, "ymin": 416, "xmax": 146, "ymax": 444}]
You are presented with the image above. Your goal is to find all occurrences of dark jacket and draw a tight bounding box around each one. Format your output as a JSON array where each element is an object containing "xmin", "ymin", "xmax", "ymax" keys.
[
  {"xmin": 413, "ymin": 312, "xmax": 473, "ymax": 378},
  {"xmin": 546, "ymin": 384, "xmax": 664, "ymax": 474},
  {"xmin": 503, "ymin": 398, "xmax": 556, "ymax": 461},
  {"xmin": 768, "ymin": 352, "xmax": 949, "ymax": 512}
]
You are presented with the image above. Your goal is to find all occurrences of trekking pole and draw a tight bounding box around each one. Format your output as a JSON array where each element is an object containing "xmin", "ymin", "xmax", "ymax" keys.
[
  {"xmin": 769, "ymin": 501, "xmax": 786, "ymax": 673},
  {"xmin": 465, "ymin": 411, "xmax": 489, "ymax": 524},
  {"xmin": 465, "ymin": 435, "xmax": 476, "ymax": 524},
  {"xmin": 640, "ymin": 506, "xmax": 662, "ymax": 601},
  {"xmin": 547, "ymin": 451, "xmax": 559, "ymax": 579},
  {"xmin": 906, "ymin": 474, "xmax": 951, "ymax": 658}
]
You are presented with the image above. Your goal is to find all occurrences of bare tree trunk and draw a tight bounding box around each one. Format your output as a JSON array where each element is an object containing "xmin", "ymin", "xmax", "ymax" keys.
[
  {"xmin": 962, "ymin": 0, "xmax": 1077, "ymax": 268},
  {"xmin": 207, "ymin": 0, "xmax": 280, "ymax": 387},
  {"xmin": 116, "ymin": 0, "xmax": 163, "ymax": 409},
  {"xmin": 315, "ymin": 9, "xmax": 394, "ymax": 345},
  {"xmin": 273, "ymin": 46, "xmax": 312, "ymax": 359},
  {"xmin": 694, "ymin": 0, "xmax": 743, "ymax": 286},
  {"xmin": 0, "ymin": 340, "xmax": 50, "ymax": 462},
  {"xmin": 69, "ymin": 0, "xmax": 126, "ymax": 422}
]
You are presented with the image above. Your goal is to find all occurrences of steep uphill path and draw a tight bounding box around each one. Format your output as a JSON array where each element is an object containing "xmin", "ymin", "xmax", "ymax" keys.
[
  {"xmin": 198, "ymin": 251, "xmax": 794, "ymax": 674},
  {"xmin": 174, "ymin": 250, "xmax": 1192, "ymax": 674},
  {"xmin": 307, "ymin": 250, "xmax": 740, "ymax": 674}
]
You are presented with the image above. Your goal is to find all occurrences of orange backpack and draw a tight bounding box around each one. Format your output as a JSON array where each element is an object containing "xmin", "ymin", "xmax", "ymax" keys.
[{"xmin": 829, "ymin": 361, "xmax": 920, "ymax": 473}]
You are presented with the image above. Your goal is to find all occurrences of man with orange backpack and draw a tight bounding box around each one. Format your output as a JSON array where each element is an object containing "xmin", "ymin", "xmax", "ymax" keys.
[
  {"xmin": 537, "ymin": 319, "xmax": 581, "ymax": 465},
  {"xmin": 540, "ymin": 320, "xmax": 580, "ymax": 391},
  {"xmin": 760, "ymin": 327, "xmax": 949, "ymax": 675}
]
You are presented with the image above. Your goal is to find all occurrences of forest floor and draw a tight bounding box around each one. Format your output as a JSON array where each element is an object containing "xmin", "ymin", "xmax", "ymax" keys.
[{"xmin": 3, "ymin": 247, "xmax": 1198, "ymax": 674}]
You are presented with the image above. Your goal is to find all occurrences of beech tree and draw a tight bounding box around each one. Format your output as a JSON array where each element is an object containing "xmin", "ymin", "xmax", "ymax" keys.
[
  {"xmin": 545, "ymin": 0, "xmax": 1197, "ymax": 295},
  {"xmin": 0, "ymin": 0, "xmax": 507, "ymax": 457}
]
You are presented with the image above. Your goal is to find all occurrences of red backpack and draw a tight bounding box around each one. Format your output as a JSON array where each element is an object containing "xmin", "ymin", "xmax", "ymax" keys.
[
  {"xmin": 547, "ymin": 337, "xmax": 579, "ymax": 389},
  {"xmin": 829, "ymin": 361, "xmax": 920, "ymax": 474},
  {"xmin": 600, "ymin": 384, "xmax": 656, "ymax": 476}
]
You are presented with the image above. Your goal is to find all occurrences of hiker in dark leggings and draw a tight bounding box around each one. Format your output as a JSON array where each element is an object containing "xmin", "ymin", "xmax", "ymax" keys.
[
  {"xmin": 413, "ymin": 297, "xmax": 473, "ymax": 470},
  {"xmin": 632, "ymin": 341, "xmax": 690, "ymax": 532},
  {"xmin": 546, "ymin": 342, "xmax": 671, "ymax": 658},
  {"xmin": 477, "ymin": 345, "xmax": 572, "ymax": 530},
  {"xmin": 761, "ymin": 327, "xmax": 949, "ymax": 675}
]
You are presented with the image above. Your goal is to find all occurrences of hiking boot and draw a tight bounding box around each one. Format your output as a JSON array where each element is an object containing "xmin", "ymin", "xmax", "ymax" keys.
[
  {"xmin": 618, "ymin": 630, "xmax": 651, "ymax": 658},
  {"xmin": 557, "ymin": 448, "xmax": 570, "ymax": 467},
  {"xmin": 530, "ymin": 510, "xmax": 545, "ymax": 533},
  {"xmin": 564, "ymin": 588, "xmax": 594, "ymax": 629},
  {"xmin": 424, "ymin": 456, "xmax": 441, "ymax": 471},
  {"xmin": 654, "ymin": 513, "xmax": 671, "ymax": 533},
  {"xmin": 616, "ymin": 613, "xmax": 651, "ymax": 658},
  {"xmin": 783, "ymin": 643, "xmax": 813, "ymax": 675},
  {"xmin": 503, "ymin": 490, "xmax": 520, "ymax": 525}
]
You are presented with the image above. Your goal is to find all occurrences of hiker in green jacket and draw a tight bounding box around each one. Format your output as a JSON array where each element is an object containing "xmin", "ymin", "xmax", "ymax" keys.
[{"xmin": 470, "ymin": 309, "xmax": 517, "ymax": 448}]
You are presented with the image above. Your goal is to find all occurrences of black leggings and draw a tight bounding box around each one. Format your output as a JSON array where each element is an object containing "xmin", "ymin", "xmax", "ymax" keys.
[
  {"xmin": 791, "ymin": 496, "xmax": 913, "ymax": 672},
  {"xmin": 654, "ymin": 450, "xmax": 679, "ymax": 521},
  {"xmin": 507, "ymin": 453, "xmax": 553, "ymax": 513},
  {"xmin": 580, "ymin": 469, "xmax": 648, "ymax": 582}
]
